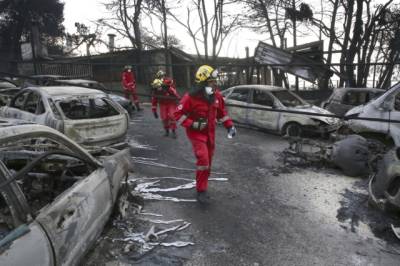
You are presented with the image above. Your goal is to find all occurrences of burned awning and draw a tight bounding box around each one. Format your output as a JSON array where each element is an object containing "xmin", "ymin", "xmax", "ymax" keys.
[{"xmin": 254, "ymin": 41, "xmax": 332, "ymax": 82}]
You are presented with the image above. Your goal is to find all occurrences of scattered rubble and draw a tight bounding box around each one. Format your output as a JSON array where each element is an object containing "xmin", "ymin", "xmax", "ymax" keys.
[{"xmin": 282, "ymin": 134, "xmax": 387, "ymax": 177}]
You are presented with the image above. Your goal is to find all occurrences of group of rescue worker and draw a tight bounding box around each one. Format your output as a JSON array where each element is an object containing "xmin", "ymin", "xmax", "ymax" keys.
[{"xmin": 121, "ymin": 65, "xmax": 237, "ymax": 204}]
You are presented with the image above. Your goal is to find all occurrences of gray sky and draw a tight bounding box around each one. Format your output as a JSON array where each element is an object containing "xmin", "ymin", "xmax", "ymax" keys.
[
  {"xmin": 63, "ymin": 0, "xmax": 277, "ymax": 57},
  {"xmin": 63, "ymin": 0, "xmax": 388, "ymax": 59}
]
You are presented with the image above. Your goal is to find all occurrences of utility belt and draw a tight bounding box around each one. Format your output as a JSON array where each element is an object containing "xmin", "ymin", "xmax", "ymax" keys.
[{"xmin": 191, "ymin": 117, "xmax": 208, "ymax": 131}]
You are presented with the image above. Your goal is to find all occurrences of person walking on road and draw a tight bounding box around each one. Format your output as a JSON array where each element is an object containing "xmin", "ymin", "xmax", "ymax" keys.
[
  {"xmin": 122, "ymin": 65, "xmax": 141, "ymax": 111},
  {"xmin": 151, "ymin": 70, "xmax": 180, "ymax": 138},
  {"xmin": 174, "ymin": 65, "xmax": 237, "ymax": 203}
]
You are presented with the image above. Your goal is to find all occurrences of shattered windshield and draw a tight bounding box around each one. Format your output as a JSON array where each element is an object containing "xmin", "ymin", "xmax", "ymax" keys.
[
  {"xmin": 58, "ymin": 97, "xmax": 120, "ymax": 119},
  {"xmin": 271, "ymin": 90, "xmax": 308, "ymax": 107}
]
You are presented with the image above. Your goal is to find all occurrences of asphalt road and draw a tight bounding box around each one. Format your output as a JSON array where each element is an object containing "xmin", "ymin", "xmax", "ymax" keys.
[{"xmin": 84, "ymin": 106, "xmax": 400, "ymax": 266}]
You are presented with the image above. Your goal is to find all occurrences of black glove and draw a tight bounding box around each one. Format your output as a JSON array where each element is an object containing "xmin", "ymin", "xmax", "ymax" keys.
[
  {"xmin": 191, "ymin": 118, "xmax": 208, "ymax": 130},
  {"xmin": 153, "ymin": 111, "xmax": 159, "ymax": 119}
]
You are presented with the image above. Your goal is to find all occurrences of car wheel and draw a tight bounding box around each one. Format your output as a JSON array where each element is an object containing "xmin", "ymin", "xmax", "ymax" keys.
[{"xmin": 282, "ymin": 122, "xmax": 302, "ymax": 137}]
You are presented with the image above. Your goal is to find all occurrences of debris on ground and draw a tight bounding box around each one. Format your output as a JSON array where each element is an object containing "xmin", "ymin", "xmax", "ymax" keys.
[{"xmin": 282, "ymin": 134, "xmax": 387, "ymax": 177}]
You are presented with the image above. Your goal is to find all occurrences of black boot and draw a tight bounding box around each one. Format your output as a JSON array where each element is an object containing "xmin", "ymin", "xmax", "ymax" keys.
[
  {"xmin": 171, "ymin": 130, "xmax": 177, "ymax": 139},
  {"xmin": 196, "ymin": 191, "xmax": 210, "ymax": 204},
  {"xmin": 135, "ymin": 103, "xmax": 142, "ymax": 111},
  {"xmin": 164, "ymin": 129, "xmax": 169, "ymax": 137}
]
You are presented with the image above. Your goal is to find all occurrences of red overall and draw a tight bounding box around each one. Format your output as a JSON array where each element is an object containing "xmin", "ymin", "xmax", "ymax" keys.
[
  {"xmin": 152, "ymin": 78, "xmax": 180, "ymax": 130},
  {"xmin": 174, "ymin": 90, "xmax": 233, "ymax": 192},
  {"xmin": 122, "ymin": 70, "xmax": 139, "ymax": 104}
]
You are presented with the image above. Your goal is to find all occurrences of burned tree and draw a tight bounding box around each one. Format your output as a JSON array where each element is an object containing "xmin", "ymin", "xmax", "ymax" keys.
[
  {"xmin": 312, "ymin": 0, "xmax": 397, "ymax": 89},
  {"xmin": 65, "ymin": 23, "xmax": 103, "ymax": 56},
  {"xmin": 0, "ymin": 0, "xmax": 64, "ymax": 70},
  {"xmin": 99, "ymin": 0, "xmax": 144, "ymax": 51},
  {"xmin": 169, "ymin": 0, "xmax": 239, "ymax": 62}
]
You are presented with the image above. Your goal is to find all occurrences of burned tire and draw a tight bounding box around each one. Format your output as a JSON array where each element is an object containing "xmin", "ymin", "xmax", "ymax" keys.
[{"xmin": 282, "ymin": 122, "xmax": 302, "ymax": 137}]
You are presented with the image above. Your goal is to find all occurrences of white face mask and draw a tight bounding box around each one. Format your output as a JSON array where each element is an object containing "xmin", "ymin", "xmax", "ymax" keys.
[
  {"xmin": 127, "ymin": 69, "xmax": 131, "ymax": 72},
  {"xmin": 205, "ymin": 86, "xmax": 214, "ymax": 95}
]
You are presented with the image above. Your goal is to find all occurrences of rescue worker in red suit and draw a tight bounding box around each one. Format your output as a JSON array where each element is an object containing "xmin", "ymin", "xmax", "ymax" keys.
[
  {"xmin": 151, "ymin": 70, "xmax": 180, "ymax": 138},
  {"xmin": 122, "ymin": 65, "xmax": 141, "ymax": 111},
  {"xmin": 174, "ymin": 65, "xmax": 237, "ymax": 203}
]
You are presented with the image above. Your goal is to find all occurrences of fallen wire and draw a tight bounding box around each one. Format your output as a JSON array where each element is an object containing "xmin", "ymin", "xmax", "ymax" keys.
[{"xmin": 131, "ymin": 158, "xmax": 228, "ymax": 175}]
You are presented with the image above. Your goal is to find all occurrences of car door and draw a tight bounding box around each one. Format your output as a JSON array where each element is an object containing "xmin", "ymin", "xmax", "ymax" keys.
[
  {"xmin": 0, "ymin": 161, "xmax": 54, "ymax": 266},
  {"xmin": 35, "ymin": 165, "xmax": 113, "ymax": 266},
  {"xmin": 224, "ymin": 87, "xmax": 250, "ymax": 124},
  {"xmin": 248, "ymin": 89, "xmax": 280, "ymax": 130}
]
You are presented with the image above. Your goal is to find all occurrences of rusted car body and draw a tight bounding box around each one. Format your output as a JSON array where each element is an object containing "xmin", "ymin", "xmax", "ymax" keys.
[
  {"xmin": 345, "ymin": 82, "xmax": 400, "ymax": 145},
  {"xmin": 0, "ymin": 86, "xmax": 129, "ymax": 147},
  {"xmin": 369, "ymin": 148, "xmax": 400, "ymax": 210},
  {"xmin": 222, "ymin": 85, "xmax": 339, "ymax": 136},
  {"xmin": 0, "ymin": 121, "xmax": 133, "ymax": 265},
  {"xmin": 321, "ymin": 87, "xmax": 384, "ymax": 116},
  {"xmin": 55, "ymin": 79, "xmax": 133, "ymax": 114}
]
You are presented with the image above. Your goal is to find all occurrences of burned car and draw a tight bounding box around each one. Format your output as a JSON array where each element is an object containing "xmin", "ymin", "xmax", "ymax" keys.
[
  {"xmin": 55, "ymin": 79, "xmax": 133, "ymax": 114},
  {"xmin": 0, "ymin": 86, "xmax": 129, "ymax": 147},
  {"xmin": 369, "ymin": 148, "xmax": 400, "ymax": 210},
  {"xmin": 222, "ymin": 85, "xmax": 339, "ymax": 136},
  {"xmin": 344, "ymin": 82, "xmax": 400, "ymax": 145},
  {"xmin": 0, "ymin": 120, "xmax": 132, "ymax": 266},
  {"xmin": 321, "ymin": 87, "xmax": 384, "ymax": 116}
]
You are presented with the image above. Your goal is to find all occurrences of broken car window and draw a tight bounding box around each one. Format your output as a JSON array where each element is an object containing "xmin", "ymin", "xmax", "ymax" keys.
[
  {"xmin": 0, "ymin": 137, "xmax": 94, "ymax": 216},
  {"xmin": 229, "ymin": 88, "xmax": 249, "ymax": 102},
  {"xmin": 271, "ymin": 90, "xmax": 307, "ymax": 107},
  {"xmin": 394, "ymin": 94, "xmax": 400, "ymax": 111},
  {"xmin": 58, "ymin": 98, "xmax": 119, "ymax": 120},
  {"xmin": 253, "ymin": 90, "xmax": 274, "ymax": 107},
  {"xmin": 24, "ymin": 92, "xmax": 44, "ymax": 115},
  {"xmin": 343, "ymin": 91, "xmax": 369, "ymax": 106},
  {"xmin": 12, "ymin": 91, "xmax": 30, "ymax": 110}
]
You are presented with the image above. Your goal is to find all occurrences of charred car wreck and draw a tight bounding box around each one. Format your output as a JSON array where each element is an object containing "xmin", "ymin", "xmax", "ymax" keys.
[
  {"xmin": 0, "ymin": 86, "xmax": 129, "ymax": 148},
  {"xmin": 0, "ymin": 120, "xmax": 133, "ymax": 265},
  {"xmin": 283, "ymin": 134, "xmax": 379, "ymax": 177}
]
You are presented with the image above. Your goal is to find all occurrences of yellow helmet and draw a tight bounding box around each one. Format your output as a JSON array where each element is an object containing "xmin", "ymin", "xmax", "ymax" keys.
[
  {"xmin": 156, "ymin": 70, "xmax": 166, "ymax": 79},
  {"xmin": 151, "ymin": 79, "xmax": 163, "ymax": 89},
  {"xmin": 195, "ymin": 65, "xmax": 218, "ymax": 83}
]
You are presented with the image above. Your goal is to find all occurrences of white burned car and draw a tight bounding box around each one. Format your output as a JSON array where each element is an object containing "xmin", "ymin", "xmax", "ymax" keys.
[
  {"xmin": 0, "ymin": 86, "xmax": 129, "ymax": 147},
  {"xmin": 0, "ymin": 120, "xmax": 132, "ymax": 265},
  {"xmin": 222, "ymin": 85, "xmax": 338, "ymax": 136},
  {"xmin": 344, "ymin": 82, "xmax": 400, "ymax": 145}
]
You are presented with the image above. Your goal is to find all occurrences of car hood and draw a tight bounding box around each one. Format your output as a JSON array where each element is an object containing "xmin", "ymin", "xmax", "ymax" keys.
[
  {"xmin": 286, "ymin": 105, "xmax": 338, "ymax": 124},
  {"xmin": 109, "ymin": 94, "xmax": 129, "ymax": 103}
]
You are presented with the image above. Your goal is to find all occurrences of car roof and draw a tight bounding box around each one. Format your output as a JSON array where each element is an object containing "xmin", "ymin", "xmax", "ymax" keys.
[
  {"xmin": 229, "ymin": 85, "xmax": 287, "ymax": 91},
  {"xmin": 29, "ymin": 86, "xmax": 106, "ymax": 97},
  {"xmin": 30, "ymin": 75, "xmax": 66, "ymax": 79},
  {"xmin": 333, "ymin": 87, "xmax": 384, "ymax": 93},
  {"xmin": 56, "ymin": 79, "xmax": 98, "ymax": 84}
]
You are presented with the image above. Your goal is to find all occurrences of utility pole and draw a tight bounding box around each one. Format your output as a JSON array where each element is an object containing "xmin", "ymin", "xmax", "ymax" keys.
[
  {"xmin": 30, "ymin": 22, "xmax": 39, "ymax": 75},
  {"xmin": 162, "ymin": 0, "xmax": 171, "ymax": 76},
  {"xmin": 292, "ymin": 0, "xmax": 299, "ymax": 91}
]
